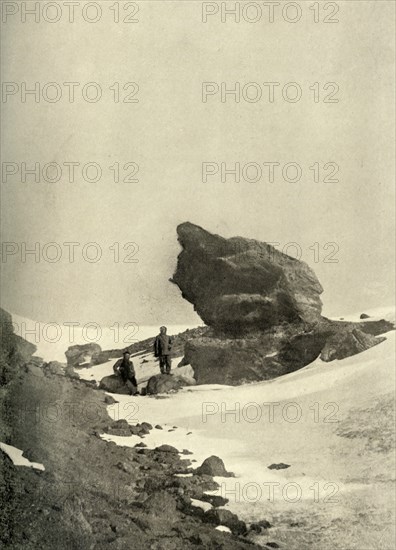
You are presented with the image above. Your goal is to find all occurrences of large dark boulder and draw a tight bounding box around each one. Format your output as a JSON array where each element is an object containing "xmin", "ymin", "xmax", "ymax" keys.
[
  {"xmin": 171, "ymin": 222, "xmax": 323, "ymax": 335},
  {"xmin": 146, "ymin": 368, "xmax": 196, "ymax": 395},
  {"xmin": 65, "ymin": 343, "xmax": 102, "ymax": 368},
  {"xmin": 196, "ymin": 456, "xmax": 233, "ymax": 477},
  {"xmin": 99, "ymin": 374, "xmax": 133, "ymax": 395}
]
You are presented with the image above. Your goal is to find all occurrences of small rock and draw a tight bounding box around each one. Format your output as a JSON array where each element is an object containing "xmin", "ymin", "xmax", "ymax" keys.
[
  {"xmin": 140, "ymin": 422, "xmax": 153, "ymax": 431},
  {"xmin": 201, "ymin": 494, "xmax": 228, "ymax": 507},
  {"xmin": 360, "ymin": 313, "xmax": 370, "ymax": 319},
  {"xmin": 155, "ymin": 425, "xmax": 163, "ymax": 430},
  {"xmin": 104, "ymin": 395, "xmax": 117, "ymax": 405},
  {"xmin": 203, "ymin": 508, "xmax": 247, "ymax": 535},
  {"xmin": 155, "ymin": 445, "xmax": 179, "ymax": 454},
  {"xmin": 266, "ymin": 543, "xmax": 280, "ymax": 549},
  {"xmin": 182, "ymin": 449, "xmax": 193, "ymax": 455},
  {"xmin": 135, "ymin": 442, "xmax": 147, "ymax": 448},
  {"xmin": 250, "ymin": 519, "xmax": 272, "ymax": 532},
  {"xmin": 268, "ymin": 463, "xmax": 290, "ymax": 470},
  {"xmin": 196, "ymin": 456, "xmax": 233, "ymax": 477}
]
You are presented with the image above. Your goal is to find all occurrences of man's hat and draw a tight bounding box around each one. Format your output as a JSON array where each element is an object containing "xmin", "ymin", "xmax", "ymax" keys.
[
  {"xmin": 160, "ymin": 326, "xmax": 166, "ymax": 330},
  {"xmin": 123, "ymin": 350, "xmax": 130, "ymax": 355}
]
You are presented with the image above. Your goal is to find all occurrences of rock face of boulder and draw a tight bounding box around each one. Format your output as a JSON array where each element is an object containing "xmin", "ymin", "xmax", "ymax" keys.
[
  {"xmin": 146, "ymin": 368, "xmax": 196, "ymax": 395},
  {"xmin": 99, "ymin": 374, "xmax": 132, "ymax": 395},
  {"xmin": 196, "ymin": 456, "xmax": 233, "ymax": 477},
  {"xmin": 320, "ymin": 328, "xmax": 386, "ymax": 362},
  {"xmin": 171, "ymin": 222, "xmax": 323, "ymax": 335}
]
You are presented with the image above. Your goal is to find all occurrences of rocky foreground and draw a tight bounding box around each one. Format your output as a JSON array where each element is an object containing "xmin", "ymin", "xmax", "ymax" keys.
[{"xmin": 0, "ymin": 309, "xmax": 272, "ymax": 549}]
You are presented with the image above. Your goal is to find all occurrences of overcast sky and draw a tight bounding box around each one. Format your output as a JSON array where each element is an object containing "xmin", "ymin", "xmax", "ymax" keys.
[{"xmin": 1, "ymin": 1, "xmax": 394, "ymax": 327}]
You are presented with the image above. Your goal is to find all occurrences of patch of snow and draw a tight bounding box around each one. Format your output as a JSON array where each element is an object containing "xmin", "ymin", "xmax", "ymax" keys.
[
  {"xmin": 0, "ymin": 442, "xmax": 45, "ymax": 471},
  {"xmin": 215, "ymin": 525, "xmax": 231, "ymax": 533},
  {"xmin": 191, "ymin": 498, "xmax": 212, "ymax": 512}
]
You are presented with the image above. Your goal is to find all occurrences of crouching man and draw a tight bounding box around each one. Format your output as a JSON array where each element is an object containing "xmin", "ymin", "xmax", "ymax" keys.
[
  {"xmin": 113, "ymin": 351, "xmax": 139, "ymax": 395},
  {"xmin": 154, "ymin": 326, "xmax": 173, "ymax": 375}
]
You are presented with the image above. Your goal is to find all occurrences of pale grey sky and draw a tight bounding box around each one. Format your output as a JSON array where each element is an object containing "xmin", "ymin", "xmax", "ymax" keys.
[{"xmin": 1, "ymin": 1, "xmax": 394, "ymax": 326}]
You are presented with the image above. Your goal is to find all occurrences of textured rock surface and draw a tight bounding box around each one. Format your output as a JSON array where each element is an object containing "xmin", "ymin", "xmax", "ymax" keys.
[
  {"xmin": 171, "ymin": 224, "xmax": 394, "ymax": 385},
  {"xmin": 172, "ymin": 222, "xmax": 324, "ymax": 334},
  {"xmin": 196, "ymin": 456, "xmax": 233, "ymax": 477},
  {"xmin": 320, "ymin": 328, "xmax": 386, "ymax": 362},
  {"xmin": 146, "ymin": 369, "xmax": 196, "ymax": 395},
  {"xmin": 99, "ymin": 374, "xmax": 132, "ymax": 395},
  {"xmin": 0, "ymin": 308, "xmax": 37, "ymax": 385}
]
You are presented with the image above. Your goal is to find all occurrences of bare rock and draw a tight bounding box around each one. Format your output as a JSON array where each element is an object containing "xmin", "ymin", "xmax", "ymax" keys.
[
  {"xmin": 196, "ymin": 456, "xmax": 233, "ymax": 477},
  {"xmin": 203, "ymin": 508, "xmax": 247, "ymax": 535},
  {"xmin": 65, "ymin": 343, "xmax": 102, "ymax": 368},
  {"xmin": 171, "ymin": 222, "xmax": 323, "ymax": 334},
  {"xmin": 268, "ymin": 463, "xmax": 290, "ymax": 470},
  {"xmin": 320, "ymin": 328, "xmax": 386, "ymax": 362},
  {"xmin": 99, "ymin": 374, "xmax": 133, "ymax": 395}
]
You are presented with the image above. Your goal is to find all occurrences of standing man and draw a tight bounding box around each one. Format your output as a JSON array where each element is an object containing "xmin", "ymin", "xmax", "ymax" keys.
[
  {"xmin": 154, "ymin": 326, "xmax": 173, "ymax": 375},
  {"xmin": 113, "ymin": 351, "xmax": 138, "ymax": 395}
]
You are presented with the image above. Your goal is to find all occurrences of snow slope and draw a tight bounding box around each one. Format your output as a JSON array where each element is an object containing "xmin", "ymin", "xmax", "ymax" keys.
[{"xmin": 97, "ymin": 309, "xmax": 395, "ymax": 549}]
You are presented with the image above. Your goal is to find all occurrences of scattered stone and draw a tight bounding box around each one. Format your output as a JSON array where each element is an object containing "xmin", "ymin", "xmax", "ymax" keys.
[
  {"xmin": 155, "ymin": 445, "xmax": 179, "ymax": 454},
  {"xmin": 266, "ymin": 543, "xmax": 280, "ymax": 549},
  {"xmin": 182, "ymin": 449, "xmax": 193, "ymax": 455},
  {"xmin": 104, "ymin": 395, "xmax": 117, "ymax": 405},
  {"xmin": 135, "ymin": 442, "xmax": 147, "ymax": 448},
  {"xmin": 196, "ymin": 456, "xmax": 233, "ymax": 477},
  {"xmin": 201, "ymin": 494, "xmax": 228, "ymax": 507},
  {"xmin": 250, "ymin": 519, "xmax": 272, "ymax": 533},
  {"xmin": 267, "ymin": 463, "xmax": 290, "ymax": 470},
  {"xmin": 203, "ymin": 508, "xmax": 247, "ymax": 536},
  {"xmin": 155, "ymin": 425, "xmax": 163, "ymax": 430},
  {"xmin": 360, "ymin": 313, "xmax": 370, "ymax": 319},
  {"xmin": 140, "ymin": 422, "xmax": 153, "ymax": 431}
]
